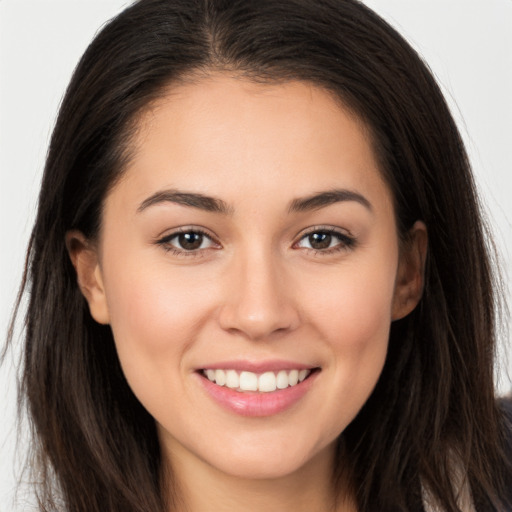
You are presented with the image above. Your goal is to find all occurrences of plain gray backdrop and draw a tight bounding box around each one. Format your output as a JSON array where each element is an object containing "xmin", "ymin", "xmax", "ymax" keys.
[{"xmin": 1, "ymin": 0, "xmax": 511, "ymax": 509}]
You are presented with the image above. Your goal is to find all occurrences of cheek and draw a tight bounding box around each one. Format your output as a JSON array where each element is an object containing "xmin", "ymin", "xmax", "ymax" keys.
[
  {"xmin": 104, "ymin": 248, "xmax": 216, "ymax": 340},
  {"xmin": 310, "ymin": 255, "xmax": 397, "ymax": 351},
  {"xmin": 101, "ymin": 255, "xmax": 218, "ymax": 405},
  {"xmin": 303, "ymin": 251, "xmax": 398, "ymax": 427}
]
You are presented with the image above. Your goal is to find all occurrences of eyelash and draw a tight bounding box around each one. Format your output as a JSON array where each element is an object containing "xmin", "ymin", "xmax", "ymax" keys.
[
  {"xmin": 156, "ymin": 227, "xmax": 220, "ymax": 258},
  {"xmin": 155, "ymin": 226, "xmax": 356, "ymax": 257},
  {"xmin": 294, "ymin": 226, "xmax": 357, "ymax": 255}
]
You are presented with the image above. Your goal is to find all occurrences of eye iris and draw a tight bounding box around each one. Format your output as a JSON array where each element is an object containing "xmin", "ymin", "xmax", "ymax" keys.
[
  {"xmin": 178, "ymin": 232, "xmax": 203, "ymax": 250},
  {"xmin": 309, "ymin": 232, "xmax": 332, "ymax": 249}
]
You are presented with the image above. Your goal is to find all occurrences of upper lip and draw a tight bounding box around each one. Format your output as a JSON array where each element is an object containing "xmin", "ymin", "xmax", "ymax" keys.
[{"xmin": 197, "ymin": 360, "xmax": 318, "ymax": 373}]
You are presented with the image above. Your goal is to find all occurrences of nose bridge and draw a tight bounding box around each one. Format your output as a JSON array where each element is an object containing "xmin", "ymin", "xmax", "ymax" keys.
[{"xmin": 219, "ymin": 243, "xmax": 298, "ymax": 340}]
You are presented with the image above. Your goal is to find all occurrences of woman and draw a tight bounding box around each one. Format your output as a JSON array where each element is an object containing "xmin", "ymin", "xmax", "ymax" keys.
[{"xmin": 6, "ymin": 0, "xmax": 512, "ymax": 510}]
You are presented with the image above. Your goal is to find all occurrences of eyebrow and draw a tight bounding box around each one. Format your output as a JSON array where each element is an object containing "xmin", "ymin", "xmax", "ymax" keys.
[
  {"xmin": 137, "ymin": 187, "xmax": 372, "ymax": 215},
  {"xmin": 137, "ymin": 190, "xmax": 233, "ymax": 214},
  {"xmin": 288, "ymin": 189, "xmax": 373, "ymax": 213}
]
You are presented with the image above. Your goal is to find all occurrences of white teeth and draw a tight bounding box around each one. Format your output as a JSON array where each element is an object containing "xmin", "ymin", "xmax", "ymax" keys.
[
  {"xmin": 225, "ymin": 370, "xmax": 239, "ymax": 389},
  {"xmin": 298, "ymin": 369, "xmax": 309, "ymax": 382},
  {"xmin": 239, "ymin": 371, "xmax": 258, "ymax": 391},
  {"xmin": 215, "ymin": 369, "xmax": 226, "ymax": 386},
  {"xmin": 203, "ymin": 368, "xmax": 312, "ymax": 392},
  {"xmin": 258, "ymin": 372, "xmax": 277, "ymax": 392},
  {"xmin": 276, "ymin": 370, "xmax": 289, "ymax": 389}
]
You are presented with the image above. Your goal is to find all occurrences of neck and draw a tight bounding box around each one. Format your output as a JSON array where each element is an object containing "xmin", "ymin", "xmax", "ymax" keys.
[{"xmin": 162, "ymin": 441, "xmax": 357, "ymax": 512}]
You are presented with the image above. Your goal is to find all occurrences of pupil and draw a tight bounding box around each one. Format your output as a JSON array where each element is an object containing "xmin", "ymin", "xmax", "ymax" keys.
[
  {"xmin": 179, "ymin": 232, "xmax": 202, "ymax": 250},
  {"xmin": 309, "ymin": 232, "xmax": 331, "ymax": 249}
]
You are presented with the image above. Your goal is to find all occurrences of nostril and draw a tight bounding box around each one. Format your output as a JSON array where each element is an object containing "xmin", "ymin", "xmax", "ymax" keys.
[{"xmin": 218, "ymin": 304, "xmax": 299, "ymax": 341}]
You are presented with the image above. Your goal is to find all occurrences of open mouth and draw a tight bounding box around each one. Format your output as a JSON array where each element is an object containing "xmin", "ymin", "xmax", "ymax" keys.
[{"xmin": 200, "ymin": 368, "xmax": 319, "ymax": 393}]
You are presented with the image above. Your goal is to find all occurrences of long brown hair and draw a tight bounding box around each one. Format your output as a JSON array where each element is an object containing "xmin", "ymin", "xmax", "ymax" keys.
[{"xmin": 6, "ymin": 0, "xmax": 512, "ymax": 510}]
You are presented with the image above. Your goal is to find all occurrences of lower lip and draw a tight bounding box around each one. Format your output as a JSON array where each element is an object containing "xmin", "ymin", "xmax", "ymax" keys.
[{"xmin": 196, "ymin": 371, "xmax": 318, "ymax": 417}]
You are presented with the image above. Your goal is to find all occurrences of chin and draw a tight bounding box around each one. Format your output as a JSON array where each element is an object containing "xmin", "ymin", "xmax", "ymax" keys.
[
  {"xmin": 197, "ymin": 432, "xmax": 334, "ymax": 482},
  {"xmin": 209, "ymin": 453, "xmax": 312, "ymax": 481}
]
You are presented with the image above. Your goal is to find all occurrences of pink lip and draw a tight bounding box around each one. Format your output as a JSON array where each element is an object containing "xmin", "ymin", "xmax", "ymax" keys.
[
  {"xmin": 195, "ymin": 367, "xmax": 319, "ymax": 417},
  {"xmin": 197, "ymin": 359, "xmax": 315, "ymax": 373}
]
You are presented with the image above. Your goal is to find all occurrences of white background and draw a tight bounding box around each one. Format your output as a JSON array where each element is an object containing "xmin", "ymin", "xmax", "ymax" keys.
[{"xmin": 1, "ymin": 0, "xmax": 511, "ymax": 509}]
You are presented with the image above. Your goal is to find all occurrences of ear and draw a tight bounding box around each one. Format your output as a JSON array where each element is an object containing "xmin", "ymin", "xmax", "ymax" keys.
[
  {"xmin": 65, "ymin": 230, "xmax": 110, "ymax": 324},
  {"xmin": 392, "ymin": 220, "xmax": 428, "ymax": 321}
]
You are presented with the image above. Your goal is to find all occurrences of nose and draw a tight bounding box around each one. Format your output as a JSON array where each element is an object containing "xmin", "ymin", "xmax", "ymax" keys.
[{"xmin": 218, "ymin": 249, "xmax": 300, "ymax": 341}]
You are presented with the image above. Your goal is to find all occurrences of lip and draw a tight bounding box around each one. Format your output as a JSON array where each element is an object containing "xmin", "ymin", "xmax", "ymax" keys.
[
  {"xmin": 195, "ymin": 362, "xmax": 319, "ymax": 417},
  {"xmin": 197, "ymin": 359, "xmax": 315, "ymax": 373}
]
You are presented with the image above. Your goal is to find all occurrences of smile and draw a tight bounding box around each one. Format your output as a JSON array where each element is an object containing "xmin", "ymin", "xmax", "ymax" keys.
[
  {"xmin": 202, "ymin": 368, "xmax": 311, "ymax": 393},
  {"xmin": 196, "ymin": 363, "xmax": 320, "ymax": 416}
]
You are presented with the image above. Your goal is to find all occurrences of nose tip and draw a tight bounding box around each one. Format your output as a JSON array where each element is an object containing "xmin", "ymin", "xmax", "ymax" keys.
[
  {"xmin": 220, "ymin": 302, "xmax": 292, "ymax": 341},
  {"xmin": 218, "ymin": 259, "xmax": 299, "ymax": 341}
]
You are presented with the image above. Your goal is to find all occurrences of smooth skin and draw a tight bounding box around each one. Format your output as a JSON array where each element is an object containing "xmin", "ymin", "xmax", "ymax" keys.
[{"xmin": 68, "ymin": 75, "xmax": 427, "ymax": 512}]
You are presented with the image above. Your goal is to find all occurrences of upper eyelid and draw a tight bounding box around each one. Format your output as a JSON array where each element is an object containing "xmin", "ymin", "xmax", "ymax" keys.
[
  {"xmin": 156, "ymin": 226, "xmax": 219, "ymax": 243},
  {"xmin": 294, "ymin": 225, "xmax": 354, "ymax": 240}
]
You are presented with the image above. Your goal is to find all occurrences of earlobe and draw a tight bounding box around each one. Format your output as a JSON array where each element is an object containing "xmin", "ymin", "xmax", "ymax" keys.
[
  {"xmin": 392, "ymin": 221, "xmax": 428, "ymax": 321},
  {"xmin": 65, "ymin": 230, "xmax": 110, "ymax": 325}
]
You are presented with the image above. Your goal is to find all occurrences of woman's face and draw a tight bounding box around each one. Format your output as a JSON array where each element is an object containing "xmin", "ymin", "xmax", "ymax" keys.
[{"xmin": 72, "ymin": 75, "xmax": 425, "ymax": 481}]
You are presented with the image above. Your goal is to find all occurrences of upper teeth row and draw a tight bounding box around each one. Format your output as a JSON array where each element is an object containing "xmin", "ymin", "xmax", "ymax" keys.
[{"xmin": 203, "ymin": 369, "xmax": 311, "ymax": 392}]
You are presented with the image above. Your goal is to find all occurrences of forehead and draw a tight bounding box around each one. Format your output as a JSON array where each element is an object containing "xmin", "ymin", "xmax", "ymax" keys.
[{"xmin": 110, "ymin": 75, "xmax": 393, "ymax": 216}]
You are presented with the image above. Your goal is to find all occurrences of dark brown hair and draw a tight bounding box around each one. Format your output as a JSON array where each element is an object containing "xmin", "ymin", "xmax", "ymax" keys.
[{"xmin": 7, "ymin": 0, "xmax": 512, "ymax": 510}]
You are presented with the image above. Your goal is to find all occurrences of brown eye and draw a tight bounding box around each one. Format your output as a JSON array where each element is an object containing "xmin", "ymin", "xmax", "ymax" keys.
[
  {"xmin": 157, "ymin": 229, "xmax": 217, "ymax": 253},
  {"xmin": 177, "ymin": 232, "xmax": 204, "ymax": 250},
  {"xmin": 296, "ymin": 229, "xmax": 356, "ymax": 253},
  {"xmin": 308, "ymin": 232, "xmax": 332, "ymax": 249}
]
